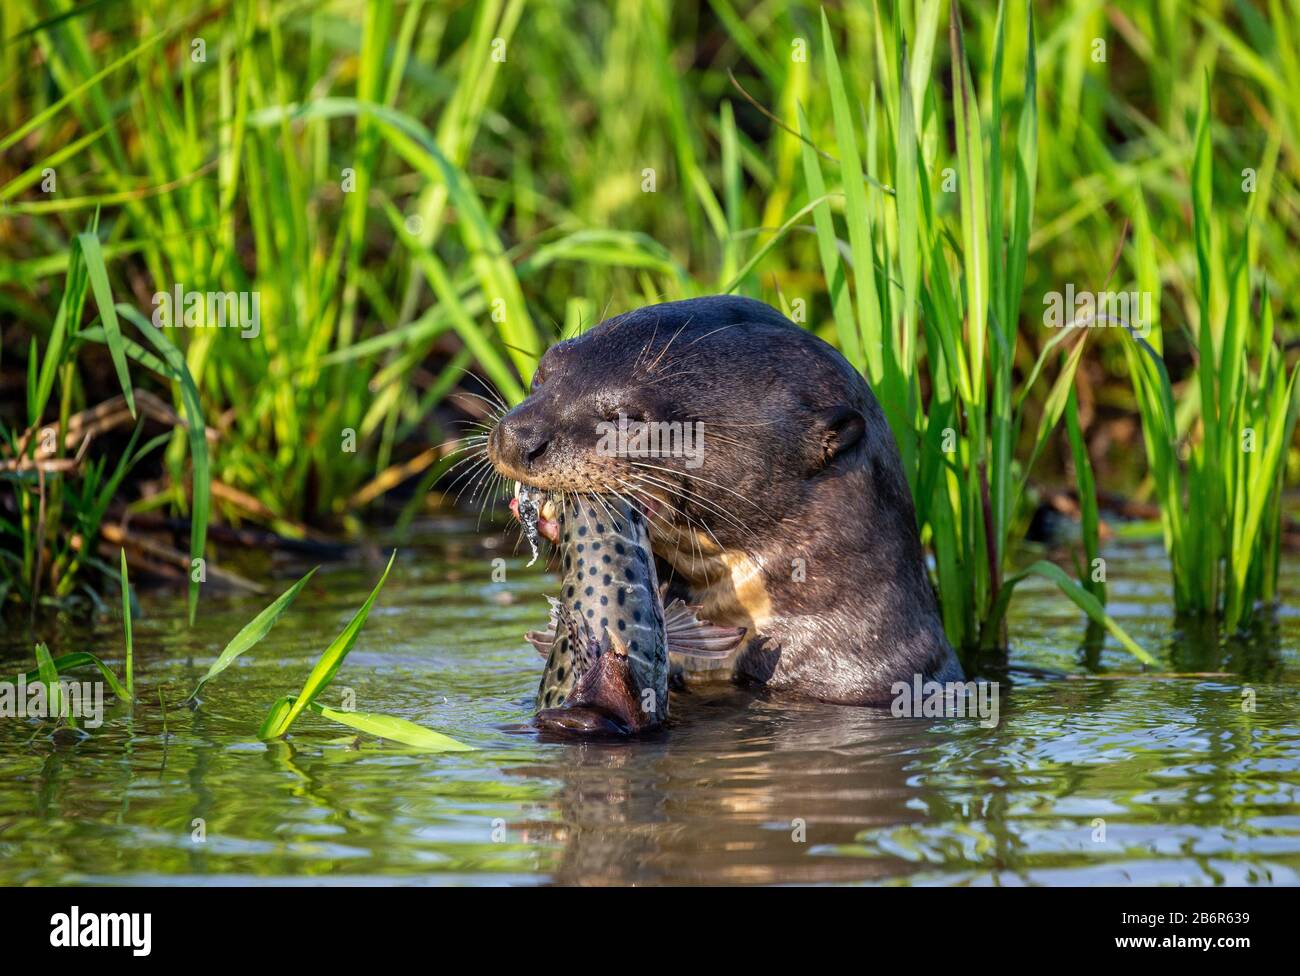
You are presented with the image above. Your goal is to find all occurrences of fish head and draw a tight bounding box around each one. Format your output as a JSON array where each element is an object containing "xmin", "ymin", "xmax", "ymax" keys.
[{"xmin": 535, "ymin": 631, "xmax": 658, "ymax": 736}]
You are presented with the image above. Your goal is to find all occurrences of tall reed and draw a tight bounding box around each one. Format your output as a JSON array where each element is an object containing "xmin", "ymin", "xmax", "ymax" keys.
[
  {"xmin": 1121, "ymin": 79, "xmax": 1300, "ymax": 631},
  {"xmin": 796, "ymin": 1, "xmax": 1148, "ymax": 660}
]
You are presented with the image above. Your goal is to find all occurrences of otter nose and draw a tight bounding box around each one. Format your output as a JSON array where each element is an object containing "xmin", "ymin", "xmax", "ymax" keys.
[{"xmin": 490, "ymin": 417, "xmax": 551, "ymax": 471}]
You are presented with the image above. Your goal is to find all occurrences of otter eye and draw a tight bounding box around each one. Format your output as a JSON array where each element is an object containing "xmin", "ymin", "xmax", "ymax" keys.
[{"xmin": 603, "ymin": 407, "xmax": 648, "ymax": 423}]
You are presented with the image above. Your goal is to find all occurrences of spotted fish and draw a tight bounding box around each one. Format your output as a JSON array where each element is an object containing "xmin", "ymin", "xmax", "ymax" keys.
[{"xmin": 519, "ymin": 490, "xmax": 745, "ymax": 734}]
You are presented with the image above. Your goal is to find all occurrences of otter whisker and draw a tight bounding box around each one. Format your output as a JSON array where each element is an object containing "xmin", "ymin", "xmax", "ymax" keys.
[
  {"xmin": 449, "ymin": 389, "xmax": 509, "ymax": 420},
  {"xmin": 627, "ymin": 474, "xmax": 737, "ymax": 564},
  {"xmin": 625, "ymin": 459, "xmax": 764, "ymax": 513},
  {"xmin": 605, "ymin": 478, "xmax": 680, "ymax": 542},
  {"xmin": 643, "ymin": 318, "xmax": 693, "ymax": 375},
  {"xmin": 621, "ymin": 468, "xmax": 757, "ymax": 542},
  {"xmin": 633, "ymin": 317, "xmax": 663, "ymax": 375},
  {"xmin": 623, "ymin": 468, "xmax": 762, "ymax": 563},
  {"xmin": 620, "ymin": 466, "xmax": 754, "ymax": 534},
  {"xmin": 616, "ymin": 476, "xmax": 712, "ymax": 583},
  {"xmin": 603, "ymin": 480, "xmax": 693, "ymax": 587},
  {"xmin": 434, "ymin": 435, "xmax": 489, "ymax": 458},
  {"xmin": 439, "ymin": 443, "xmax": 494, "ymax": 483},
  {"xmin": 476, "ymin": 469, "xmax": 510, "ymax": 530},
  {"xmin": 449, "ymin": 367, "xmax": 511, "ymax": 414},
  {"xmin": 463, "ymin": 457, "xmax": 501, "ymax": 519},
  {"xmin": 446, "ymin": 455, "xmax": 495, "ymax": 506},
  {"xmin": 447, "ymin": 420, "xmax": 499, "ymax": 437}
]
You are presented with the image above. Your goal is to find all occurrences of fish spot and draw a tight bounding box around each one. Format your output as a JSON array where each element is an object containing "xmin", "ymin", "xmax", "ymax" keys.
[
  {"xmin": 585, "ymin": 586, "xmax": 594, "ymax": 597},
  {"xmin": 587, "ymin": 609, "xmax": 595, "ymax": 619},
  {"xmin": 618, "ymin": 619, "xmax": 626, "ymax": 630},
  {"xmin": 556, "ymin": 667, "xmax": 566, "ymax": 681},
  {"xmin": 602, "ymin": 554, "xmax": 611, "ymax": 564},
  {"xmin": 603, "ymin": 574, "xmax": 612, "ymax": 585},
  {"xmin": 615, "ymin": 542, "xmax": 625, "ymax": 555},
  {"xmin": 630, "ymin": 640, "xmax": 639, "ymax": 652},
  {"xmin": 592, "ymin": 541, "xmax": 601, "ymax": 551},
  {"xmin": 624, "ymin": 569, "xmax": 635, "ymax": 581},
  {"xmin": 577, "ymin": 543, "xmax": 585, "ymax": 553},
  {"xmin": 600, "ymin": 595, "xmax": 608, "ymax": 606},
  {"xmin": 633, "ymin": 610, "xmax": 641, "ymax": 622},
  {"xmin": 566, "ymin": 585, "xmax": 575, "ymax": 598},
  {"xmin": 600, "ymin": 617, "xmax": 608, "ymax": 629},
  {"xmin": 617, "ymin": 589, "xmax": 626, "ymax": 606},
  {"xmin": 589, "ymin": 566, "xmax": 597, "ymax": 576},
  {"xmin": 578, "ymin": 526, "xmax": 588, "ymax": 537}
]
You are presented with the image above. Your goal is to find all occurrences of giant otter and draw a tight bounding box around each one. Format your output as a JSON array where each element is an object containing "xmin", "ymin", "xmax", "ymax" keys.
[{"xmin": 488, "ymin": 295, "xmax": 962, "ymax": 705}]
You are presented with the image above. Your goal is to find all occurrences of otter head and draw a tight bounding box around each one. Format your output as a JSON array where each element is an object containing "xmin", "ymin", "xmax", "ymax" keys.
[{"xmin": 488, "ymin": 297, "xmax": 874, "ymax": 570}]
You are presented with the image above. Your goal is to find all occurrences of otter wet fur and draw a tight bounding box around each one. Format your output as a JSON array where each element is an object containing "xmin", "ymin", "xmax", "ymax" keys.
[
  {"xmin": 491, "ymin": 295, "xmax": 963, "ymax": 706},
  {"xmin": 522, "ymin": 491, "xmax": 744, "ymax": 735}
]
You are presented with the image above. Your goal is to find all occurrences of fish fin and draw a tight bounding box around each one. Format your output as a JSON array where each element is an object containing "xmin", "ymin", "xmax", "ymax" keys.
[
  {"xmin": 663, "ymin": 599, "xmax": 747, "ymax": 660},
  {"xmin": 554, "ymin": 598, "xmax": 601, "ymax": 670},
  {"xmin": 605, "ymin": 628, "xmax": 630, "ymax": 658},
  {"xmin": 525, "ymin": 630, "xmax": 555, "ymax": 658},
  {"xmin": 524, "ymin": 596, "xmax": 563, "ymax": 658}
]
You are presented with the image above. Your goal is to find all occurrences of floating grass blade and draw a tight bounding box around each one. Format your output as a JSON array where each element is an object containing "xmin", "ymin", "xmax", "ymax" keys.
[{"xmin": 306, "ymin": 701, "xmax": 472, "ymax": 753}]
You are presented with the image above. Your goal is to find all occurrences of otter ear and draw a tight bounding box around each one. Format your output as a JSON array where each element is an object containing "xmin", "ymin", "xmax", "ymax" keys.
[{"xmin": 815, "ymin": 406, "xmax": 865, "ymax": 467}]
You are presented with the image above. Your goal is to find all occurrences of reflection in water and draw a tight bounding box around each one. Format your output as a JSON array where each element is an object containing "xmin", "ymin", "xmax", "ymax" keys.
[
  {"xmin": 0, "ymin": 533, "xmax": 1297, "ymax": 885},
  {"xmin": 519, "ymin": 690, "xmax": 935, "ymax": 885}
]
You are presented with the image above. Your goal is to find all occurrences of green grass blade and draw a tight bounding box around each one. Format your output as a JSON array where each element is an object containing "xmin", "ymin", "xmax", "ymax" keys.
[
  {"xmin": 258, "ymin": 696, "xmax": 295, "ymax": 740},
  {"xmin": 18, "ymin": 650, "xmax": 130, "ymax": 703},
  {"xmin": 120, "ymin": 548, "xmax": 133, "ymax": 698},
  {"xmin": 993, "ymin": 562, "xmax": 1155, "ymax": 665},
  {"xmin": 261, "ymin": 550, "xmax": 397, "ymax": 739},
  {"xmin": 798, "ymin": 104, "xmax": 858, "ymax": 363},
  {"xmin": 1065, "ymin": 388, "xmax": 1104, "ymax": 604},
  {"xmin": 77, "ymin": 226, "xmax": 134, "ymax": 421},
  {"xmin": 307, "ymin": 700, "xmax": 473, "ymax": 752},
  {"xmin": 116, "ymin": 305, "xmax": 210, "ymax": 623},
  {"xmin": 188, "ymin": 566, "xmax": 319, "ymax": 702},
  {"xmin": 820, "ymin": 8, "xmax": 875, "ymax": 377},
  {"xmin": 948, "ymin": 0, "xmax": 989, "ymax": 403},
  {"xmin": 34, "ymin": 642, "xmax": 70, "ymax": 727}
]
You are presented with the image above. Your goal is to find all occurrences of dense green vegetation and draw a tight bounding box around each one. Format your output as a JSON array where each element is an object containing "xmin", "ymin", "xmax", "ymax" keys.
[{"xmin": 3, "ymin": 0, "xmax": 1299, "ymax": 659}]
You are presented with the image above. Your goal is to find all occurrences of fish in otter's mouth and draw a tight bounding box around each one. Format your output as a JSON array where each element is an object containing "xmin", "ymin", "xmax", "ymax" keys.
[{"xmin": 512, "ymin": 483, "xmax": 744, "ymax": 735}]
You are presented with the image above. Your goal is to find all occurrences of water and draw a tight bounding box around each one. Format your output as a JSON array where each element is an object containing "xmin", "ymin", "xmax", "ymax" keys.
[{"xmin": 1, "ymin": 524, "xmax": 1298, "ymax": 886}]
